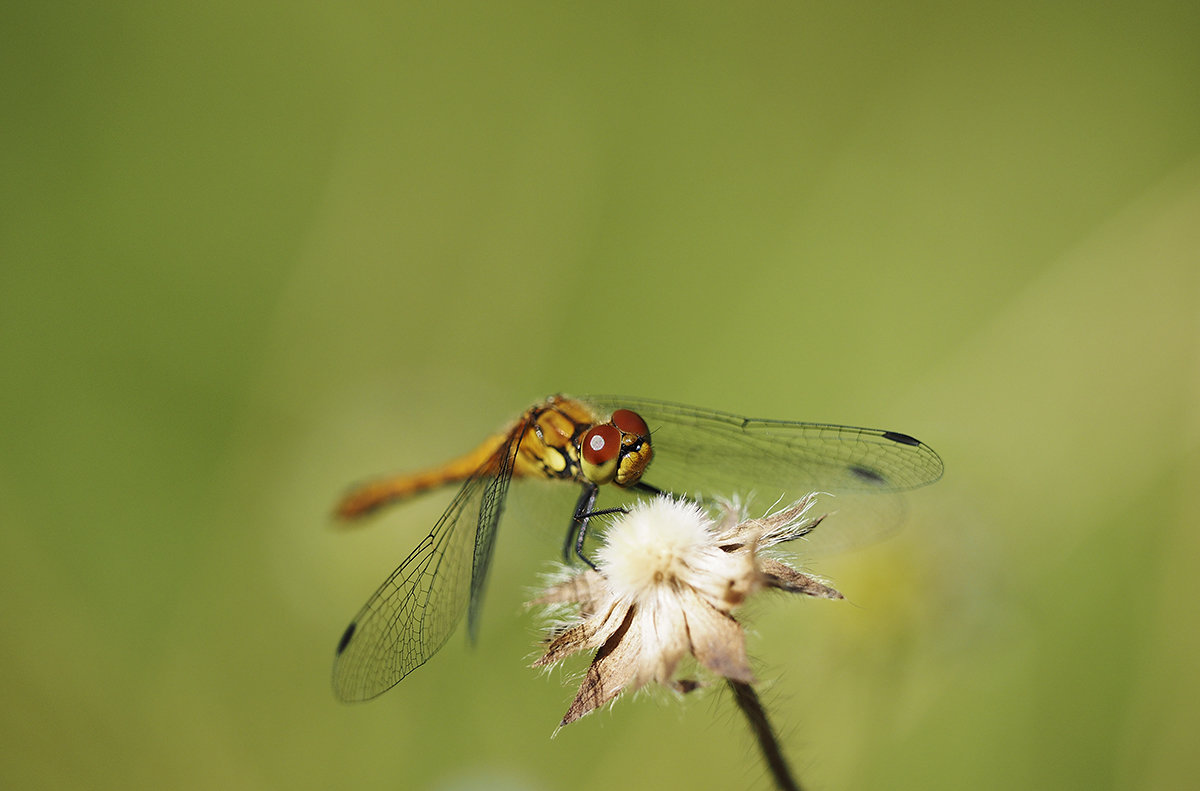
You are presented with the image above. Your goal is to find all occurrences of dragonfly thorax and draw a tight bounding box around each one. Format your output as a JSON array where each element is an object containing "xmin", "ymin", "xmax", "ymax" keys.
[{"xmin": 521, "ymin": 398, "xmax": 654, "ymax": 488}]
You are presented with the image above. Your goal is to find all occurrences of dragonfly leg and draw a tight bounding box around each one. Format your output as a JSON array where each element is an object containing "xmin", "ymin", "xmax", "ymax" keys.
[
  {"xmin": 571, "ymin": 484, "xmax": 639, "ymax": 570},
  {"xmin": 564, "ymin": 484, "xmax": 598, "ymax": 563},
  {"xmin": 574, "ymin": 503, "xmax": 629, "ymax": 561}
]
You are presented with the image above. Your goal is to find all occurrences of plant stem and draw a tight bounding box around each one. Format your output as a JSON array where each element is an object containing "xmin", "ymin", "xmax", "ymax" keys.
[{"xmin": 728, "ymin": 679, "xmax": 803, "ymax": 791}]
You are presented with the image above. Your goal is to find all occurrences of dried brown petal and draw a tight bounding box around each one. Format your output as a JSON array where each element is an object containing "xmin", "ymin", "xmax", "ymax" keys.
[
  {"xmin": 530, "ymin": 569, "xmax": 605, "ymax": 607},
  {"xmin": 536, "ymin": 596, "xmax": 630, "ymax": 666},
  {"xmin": 760, "ymin": 558, "xmax": 843, "ymax": 599},
  {"xmin": 561, "ymin": 607, "xmax": 639, "ymax": 724},
  {"xmin": 682, "ymin": 587, "xmax": 756, "ymax": 683},
  {"xmin": 635, "ymin": 594, "xmax": 691, "ymax": 686}
]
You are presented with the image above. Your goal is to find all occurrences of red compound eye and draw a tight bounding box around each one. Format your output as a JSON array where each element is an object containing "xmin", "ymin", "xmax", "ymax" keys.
[
  {"xmin": 581, "ymin": 424, "xmax": 621, "ymax": 466},
  {"xmin": 612, "ymin": 409, "xmax": 649, "ymax": 438}
]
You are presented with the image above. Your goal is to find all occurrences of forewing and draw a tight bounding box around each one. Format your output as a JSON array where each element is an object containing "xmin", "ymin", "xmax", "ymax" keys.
[{"xmin": 582, "ymin": 396, "xmax": 943, "ymax": 554}]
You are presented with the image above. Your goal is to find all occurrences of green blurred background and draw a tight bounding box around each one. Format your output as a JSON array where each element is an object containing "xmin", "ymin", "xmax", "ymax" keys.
[{"xmin": 3, "ymin": 2, "xmax": 1197, "ymax": 789}]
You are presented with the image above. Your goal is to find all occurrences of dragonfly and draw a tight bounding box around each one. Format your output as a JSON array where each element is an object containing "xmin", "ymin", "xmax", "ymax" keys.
[{"xmin": 331, "ymin": 394, "xmax": 943, "ymax": 702}]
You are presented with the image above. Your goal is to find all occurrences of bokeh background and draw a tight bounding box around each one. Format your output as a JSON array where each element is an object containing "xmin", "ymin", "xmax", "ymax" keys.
[{"xmin": 3, "ymin": 2, "xmax": 1197, "ymax": 789}]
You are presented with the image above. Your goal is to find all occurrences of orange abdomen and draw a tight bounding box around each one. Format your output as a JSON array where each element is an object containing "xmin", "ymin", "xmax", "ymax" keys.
[{"xmin": 334, "ymin": 433, "xmax": 509, "ymax": 521}]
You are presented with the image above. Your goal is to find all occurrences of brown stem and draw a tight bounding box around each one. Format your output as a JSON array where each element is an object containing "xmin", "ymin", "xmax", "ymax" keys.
[{"xmin": 728, "ymin": 680, "xmax": 803, "ymax": 791}]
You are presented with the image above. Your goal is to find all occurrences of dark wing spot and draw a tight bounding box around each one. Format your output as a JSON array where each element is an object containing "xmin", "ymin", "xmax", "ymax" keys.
[
  {"xmin": 882, "ymin": 431, "xmax": 921, "ymax": 447},
  {"xmin": 849, "ymin": 464, "xmax": 888, "ymax": 485},
  {"xmin": 336, "ymin": 621, "xmax": 357, "ymax": 656}
]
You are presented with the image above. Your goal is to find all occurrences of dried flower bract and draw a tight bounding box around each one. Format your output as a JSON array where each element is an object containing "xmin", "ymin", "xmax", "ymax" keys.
[{"xmin": 532, "ymin": 494, "xmax": 841, "ymax": 726}]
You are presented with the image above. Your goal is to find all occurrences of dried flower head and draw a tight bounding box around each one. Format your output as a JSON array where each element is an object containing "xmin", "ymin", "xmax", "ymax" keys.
[{"xmin": 532, "ymin": 493, "xmax": 842, "ymax": 726}]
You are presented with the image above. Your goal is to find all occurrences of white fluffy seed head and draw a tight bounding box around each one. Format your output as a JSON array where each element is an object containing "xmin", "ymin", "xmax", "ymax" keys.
[{"xmin": 595, "ymin": 497, "xmax": 715, "ymax": 600}]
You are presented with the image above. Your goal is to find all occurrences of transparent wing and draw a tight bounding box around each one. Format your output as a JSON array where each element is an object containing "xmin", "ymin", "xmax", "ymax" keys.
[
  {"xmin": 331, "ymin": 417, "xmax": 529, "ymax": 703},
  {"xmin": 467, "ymin": 409, "xmax": 526, "ymax": 642},
  {"xmin": 581, "ymin": 395, "xmax": 944, "ymax": 554}
]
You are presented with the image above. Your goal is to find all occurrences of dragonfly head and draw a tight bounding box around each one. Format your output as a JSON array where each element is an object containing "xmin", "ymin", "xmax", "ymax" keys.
[{"xmin": 579, "ymin": 408, "xmax": 654, "ymax": 487}]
